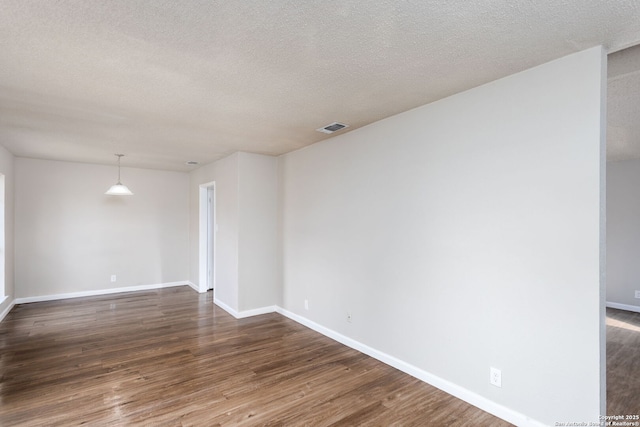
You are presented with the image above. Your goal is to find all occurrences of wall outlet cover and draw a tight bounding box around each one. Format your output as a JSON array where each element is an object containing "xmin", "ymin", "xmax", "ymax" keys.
[{"xmin": 490, "ymin": 367, "xmax": 502, "ymax": 388}]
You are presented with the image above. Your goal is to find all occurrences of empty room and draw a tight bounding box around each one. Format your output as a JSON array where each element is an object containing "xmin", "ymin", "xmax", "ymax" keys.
[{"xmin": 1, "ymin": 1, "xmax": 639, "ymax": 426}]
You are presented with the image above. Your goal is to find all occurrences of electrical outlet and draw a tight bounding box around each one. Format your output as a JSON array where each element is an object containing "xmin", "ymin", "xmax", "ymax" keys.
[
  {"xmin": 490, "ymin": 367, "xmax": 502, "ymax": 388},
  {"xmin": 304, "ymin": 299, "xmax": 309, "ymax": 310},
  {"xmin": 347, "ymin": 312, "xmax": 352, "ymax": 323},
  {"xmin": 635, "ymin": 290, "xmax": 640, "ymax": 299},
  {"xmin": 110, "ymin": 275, "xmax": 117, "ymax": 282}
]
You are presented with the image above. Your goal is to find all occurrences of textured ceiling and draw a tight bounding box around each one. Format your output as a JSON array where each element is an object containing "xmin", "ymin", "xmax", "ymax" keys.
[{"xmin": 1, "ymin": 1, "xmax": 640, "ymax": 171}]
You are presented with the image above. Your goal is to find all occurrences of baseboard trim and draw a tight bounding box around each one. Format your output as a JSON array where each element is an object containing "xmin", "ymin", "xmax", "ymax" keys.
[
  {"xmin": 275, "ymin": 307, "xmax": 546, "ymax": 427},
  {"xmin": 213, "ymin": 298, "xmax": 277, "ymax": 319},
  {"xmin": 0, "ymin": 297, "xmax": 15, "ymax": 323},
  {"xmin": 236, "ymin": 305, "xmax": 277, "ymax": 318},
  {"xmin": 5, "ymin": 285, "xmax": 549, "ymax": 426},
  {"xmin": 186, "ymin": 281, "xmax": 200, "ymax": 293},
  {"xmin": 213, "ymin": 298, "xmax": 238, "ymax": 317},
  {"xmin": 14, "ymin": 281, "xmax": 190, "ymax": 304},
  {"xmin": 606, "ymin": 301, "xmax": 640, "ymax": 313}
]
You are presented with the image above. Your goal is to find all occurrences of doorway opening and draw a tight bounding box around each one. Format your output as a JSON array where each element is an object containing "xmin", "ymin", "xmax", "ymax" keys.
[
  {"xmin": 605, "ymin": 43, "xmax": 640, "ymax": 416},
  {"xmin": 198, "ymin": 182, "xmax": 216, "ymax": 294},
  {"xmin": 0, "ymin": 174, "xmax": 4, "ymax": 301}
]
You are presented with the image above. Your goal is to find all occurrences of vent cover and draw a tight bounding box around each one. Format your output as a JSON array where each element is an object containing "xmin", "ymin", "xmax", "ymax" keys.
[{"xmin": 316, "ymin": 122, "xmax": 349, "ymax": 134}]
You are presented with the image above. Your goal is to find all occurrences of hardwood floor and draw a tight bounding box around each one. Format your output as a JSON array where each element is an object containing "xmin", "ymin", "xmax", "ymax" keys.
[
  {"xmin": 0, "ymin": 287, "xmax": 511, "ymax": 426},
  {"xmin": 607, "ymin": 308, "xmax": 640, "ymax": 416}
]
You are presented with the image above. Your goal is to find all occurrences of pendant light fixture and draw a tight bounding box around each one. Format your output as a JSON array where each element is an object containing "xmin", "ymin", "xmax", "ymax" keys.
[{"xmin": 105, "ymin": 154, "xmax": 133, "ymax": 195}]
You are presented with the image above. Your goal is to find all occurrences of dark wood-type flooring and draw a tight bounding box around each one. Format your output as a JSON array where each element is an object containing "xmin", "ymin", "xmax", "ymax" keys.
[
  {"xmin": 606, "ymin": 307, "xmax": 640, "ymax": 416},
  {"xmin": 0, "ymin": 286, "xmax": 511, "ymax": 426}
]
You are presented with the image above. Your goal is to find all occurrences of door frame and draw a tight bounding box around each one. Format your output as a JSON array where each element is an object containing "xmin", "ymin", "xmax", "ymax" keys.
[{"xmin": 198, "ymin": 181, "xmax": 216, "ymax": 294}]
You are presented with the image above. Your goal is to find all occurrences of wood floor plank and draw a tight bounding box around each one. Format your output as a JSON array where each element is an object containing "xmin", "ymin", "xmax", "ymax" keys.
[
  {"xmin": 606, "ymin": 308, "xmax": 640, "ymax": 416},
  {"xmin": 0, "ymin": 286, "xmax": 512, "ymax": 426}
]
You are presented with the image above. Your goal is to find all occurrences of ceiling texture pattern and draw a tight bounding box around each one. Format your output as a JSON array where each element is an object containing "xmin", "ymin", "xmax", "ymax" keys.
[{"xmin": 1, "ymin": 0, "xmax": 640, "ymax": 171}]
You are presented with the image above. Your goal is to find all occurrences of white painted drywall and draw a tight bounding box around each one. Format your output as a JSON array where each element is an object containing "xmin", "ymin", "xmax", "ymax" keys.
[
  {"xmin": 607, "ymin": 159, "xmax": 640, "ymax": 309},
  {"xmin": 189, "ymin": 152, "xmax": 279, "ymax": 313},
  {"xmin": 207, "ymin": 153, "xmax": 240, "ymax": 309},
  {"xmin": 238, "ymin": 153, "xmax": 279, "ymax": 310},
  {"xmin": 279, "ymin": 47, "xmax": 605, "ymax": 424},
  {"xmin": 15, "ymin": 158, "xmax": 189, "ymax": 298},
  {"xmin": 0, "ymin": 145, "xmax": 14, "ymax": 315}
]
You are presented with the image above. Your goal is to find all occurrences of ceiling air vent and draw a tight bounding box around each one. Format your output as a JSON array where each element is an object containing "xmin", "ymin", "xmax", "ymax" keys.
[{"xmin": 316, "ymin": 122, "xmax": 349, "ymax": 134}]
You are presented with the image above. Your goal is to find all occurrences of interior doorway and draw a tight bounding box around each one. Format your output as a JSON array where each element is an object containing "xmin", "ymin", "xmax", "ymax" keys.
[
  {"xmin": 605, "ymin": 43, "xmax": 640, "ymax": 416},
  {"xmin": 206, "ymin": 186, "xmax": 215, "ymax": 291},
  {"xmin": 198, "ymin": 182, "xmax": 216, "ymax": 294},
  {"xmin": 0, "ymin": 174, "xmax": 4, "ymax": 301}
]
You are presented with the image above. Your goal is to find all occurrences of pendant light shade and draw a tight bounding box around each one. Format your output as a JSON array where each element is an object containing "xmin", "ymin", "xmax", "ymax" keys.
[
  {"xmin": 105, "ymin": 154, "xmax": 133, "ymax": 195},
  {"xmin": 105, "ymin": 183, "xmax": 133, "ymax": 195}
]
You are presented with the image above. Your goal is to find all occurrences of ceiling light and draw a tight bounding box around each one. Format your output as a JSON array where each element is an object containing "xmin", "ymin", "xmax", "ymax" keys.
[
  {"xmin": 105, "ymin": 154, "xmax": 133, "ymax": 196},
  {"xmin": 316, "ymin": 122, "xmax": 349, "ymax": 134}
]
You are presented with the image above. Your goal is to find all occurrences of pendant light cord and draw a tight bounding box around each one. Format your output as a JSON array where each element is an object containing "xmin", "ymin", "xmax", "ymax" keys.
[{"xmin": 116, "ymin": 154, "xmax": 123, "ymax": 184}]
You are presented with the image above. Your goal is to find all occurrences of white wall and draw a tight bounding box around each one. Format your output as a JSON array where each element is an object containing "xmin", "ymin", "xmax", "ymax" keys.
[
  {"xmin": 607, "ymin": 159, "xmax": 640, "ymax": 310},
  {"xmin": 208, "ymin": 153, "xmax": 239, "ymax": 309},
  {"xmin": 188, "ymin": 152, "xmax": 279, "ymax": 314},
  {"xmin": 0, "ymin": 145, "xmax": 14, "ymax": 317},
  {"xmin": 15, "ymin": 158, "xmax": 189, "ymax": 298},
  {"xmin": 238, "ymin": 153, "xmax": 279, "ymax": 310},
  {"xmin": 280, "ymin": 47, "xmax": 605, "ymax": 425}
]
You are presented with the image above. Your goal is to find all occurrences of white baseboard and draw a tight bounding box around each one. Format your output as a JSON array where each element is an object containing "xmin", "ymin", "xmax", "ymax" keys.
[
  {"xmin": 213, "ymin": 297, "xmax": 276, "ymax": 319},
  {"xmin": 237, "ymin": 305, "xmax": 277, "ymax": 318},
  {"xmin": 14, "ymin": 281, "xmax": 190, "ymax": 304},
  {"xmin": 186, "ymin": 281, "xmax": 200, "ymax": 293},
  {"xmin": 0, "ymin": 296, "xmax": 15, "ymax": 323},
  {"xmin": 276, "ymin": 307, "xmax": 547, "ymax": 427},
  {"xmin": 185, "ymin": 281, "xmax": 209, "ymax": 293},
  {"xmin": 213, "ymin": 298, "xmax": 239, "ymax": 317},
  {"xmin": 4, "ymin": 285, "xmax": 548, "ymax": 426},
  {"xmin": 606, "ymin": 301, "xmax": 640, "ymax": 313}
]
